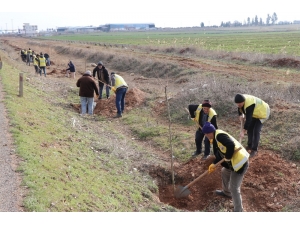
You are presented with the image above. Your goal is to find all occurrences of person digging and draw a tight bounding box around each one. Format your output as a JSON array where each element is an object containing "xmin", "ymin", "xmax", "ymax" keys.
[{"xmin": 202, "ymin": 121, "xmax": 249, "ymax": 212}]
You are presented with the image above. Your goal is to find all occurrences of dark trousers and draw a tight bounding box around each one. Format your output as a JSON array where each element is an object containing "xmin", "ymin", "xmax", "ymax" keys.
[
  {"xmin": 195, "ymin": 129, "xmax": 210, "ymax": 156},
  {"xmin": 98, "ymin": 82, "xmax": 110, "ymax": 99},
  {"xmin": 247, "ymin": 118, "xmax": 263, "ymax": 151}
]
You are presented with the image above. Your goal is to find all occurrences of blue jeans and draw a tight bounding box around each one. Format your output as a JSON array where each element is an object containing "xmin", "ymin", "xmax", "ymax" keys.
[
  {"xmin": 98, "ymin": 82, "xmax": 110, "ymax": 98},
  {"xmin": 80, "ymin": 97, "xmax": 94, "ymax": 115},
  {"xmin": 39, "ymin": 67, "xmax": 47, "ymax": 76},
  {"xmin": 115, "ymin": 88, "xmax": 127, "ymax": 114}
]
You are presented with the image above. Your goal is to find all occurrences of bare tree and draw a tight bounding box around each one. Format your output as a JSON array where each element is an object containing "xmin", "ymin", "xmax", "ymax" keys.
[{"xmin": 271, "ymin": 12, "xmax": 278, "ymax": 24}]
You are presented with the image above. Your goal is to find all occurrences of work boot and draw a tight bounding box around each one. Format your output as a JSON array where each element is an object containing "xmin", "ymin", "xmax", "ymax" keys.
[
  {"xmin": 215, "ymin": 190, "xmax": 232, "ymax": 199},
  {"xmin": 192, "ymin": 151, "xmax": 201, "ymax": 157},
  {"xmin": 202, "ymin": 155, "xmax": 210, "ymax": 160},
  {"xmin": 113, "ymin": 113, "xmax": 122, "ymax": 118},
  {"xmin": 249, "ymin": 150, "xmax": 257, "ymax": 158}
]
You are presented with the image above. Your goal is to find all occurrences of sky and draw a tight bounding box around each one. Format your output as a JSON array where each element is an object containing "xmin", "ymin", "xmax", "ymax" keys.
[{"xmin": 1, "ymin": 0, "xmax": 299, "ymax": 32}]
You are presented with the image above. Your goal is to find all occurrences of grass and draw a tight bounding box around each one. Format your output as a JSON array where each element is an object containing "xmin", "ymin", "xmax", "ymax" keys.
[
  {"xmin": 0, "ymin": 62, "xmax": 169, "ymax": 212},
  {"xmin": 42, "ymin": 26, "xmax": 300, "ymax": 55}
]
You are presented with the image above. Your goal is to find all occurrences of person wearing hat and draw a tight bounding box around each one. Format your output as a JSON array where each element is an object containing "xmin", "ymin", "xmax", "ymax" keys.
[
  {"xmin": 188, "ymin": 100, "xmax": 218, "ymax": 159},
  {"xmin": 92, "ymin": 61, "xmax": 110, "ymax": 99},
  {"xmin": 110, "ymin": 72, "xmax": 128, "ymax": 118},
  {"xmin": 37, "ymin": 53, "xmax": 47, "ymax": 77},
  {"xmin": 234, "ymin": 94, "xmax": 270, "ymax": 158},
  {"xmin": 202, "ymin": 121, "xmax": 249, "ymax": 212},
  {"xmin": 76, "ymin": 70, "xmax": 99, "ymax": 115},
  {"xmin": 66, "ymin": 61, "xmax": 76, "ymax": 78}
]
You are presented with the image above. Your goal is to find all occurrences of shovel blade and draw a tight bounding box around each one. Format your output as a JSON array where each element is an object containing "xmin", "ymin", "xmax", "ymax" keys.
[{"xmin": 174, "ymin": 185, "xmax": 191, "ymax": 198}]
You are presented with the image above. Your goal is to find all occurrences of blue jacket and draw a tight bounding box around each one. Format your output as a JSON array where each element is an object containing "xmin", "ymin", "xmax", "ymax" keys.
[{"xmin": 66, "ymin": 61, "xmax": 75, "ymax": 72}]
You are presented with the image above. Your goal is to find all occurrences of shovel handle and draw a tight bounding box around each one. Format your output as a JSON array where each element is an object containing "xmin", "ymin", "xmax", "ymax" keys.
[{"xmin": 185, "ymin": 147, "xmax": 242, "ymax": 189}]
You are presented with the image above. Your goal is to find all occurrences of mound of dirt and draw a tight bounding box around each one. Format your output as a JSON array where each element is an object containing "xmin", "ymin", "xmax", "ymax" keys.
[
  {"xmin": 72, "ymin": 87, "xmax": 146, "ymax": 117},
  {"xmin": 149, "ymin": 150, "xmax": 300, "ymax": 212}
]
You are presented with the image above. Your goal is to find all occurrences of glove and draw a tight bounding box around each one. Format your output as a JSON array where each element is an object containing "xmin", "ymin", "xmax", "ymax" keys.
[
  {"xmin": 224, "ymin": 158, "xmax": 231, "ymax": 162},
  {"xmin": 208, "ymin": 164, "xmax": 216, "ymax": 174},
  {"xmin": 111, "ymin": 87, "xmax": 116, "ymax": 93}
]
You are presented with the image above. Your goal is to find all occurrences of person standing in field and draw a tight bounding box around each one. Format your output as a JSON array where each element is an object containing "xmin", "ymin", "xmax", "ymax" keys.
[
  {"xmin": 33, "ymin": 54, "xmax": 40, "ymax": 74},
  {"xmin": 234, "ymin": 94, "xmax": 270, "ymax": 158},
  {"xmin": 66, "ymin": 61, "xmax": 76, "ymax": 78},
  {"xmin": 110, "ymin": 72, "xmax": 128, "ymax": 118},
  {"xmin": 92, "ymin": 61, "xmax": 110, "ymax": 99},
  {"xmin": 37, "ymin": 53, "xmax": 47, "ymax": 77},
  {"xmin": 26, "ymin": 48, "xmax": 32, "ymax": 66},
  {"xmin": 76, "ymin": 70, "xmax": 99, "ymax": 115}
]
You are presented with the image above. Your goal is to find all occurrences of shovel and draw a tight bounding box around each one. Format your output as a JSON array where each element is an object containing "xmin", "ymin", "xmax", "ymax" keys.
[{"xmin": 174, "ymin": 147, "xmax": 242, "ymax": 198}]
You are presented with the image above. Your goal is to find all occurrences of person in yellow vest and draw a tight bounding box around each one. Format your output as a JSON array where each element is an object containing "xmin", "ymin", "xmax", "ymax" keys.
[
  {"xmin": 26, "ymin": 48, "xmax": 32, "ymax": 66},
  {"xmin": 202, "ymin": 122, "xmax": 249, "ymax": 212},
  {"xmin": 188, "ymin": 100, "xmax": 218, "ymax": 159},
  {"xmin": 32, "ymin": 54, "xmax": 40, "ymax": 75},
  {"xmin": 110, "ymin": 72, "xmax": 128, "ymax": 118},
  {"xmin": 234, "ymin": 94, "xmax": 270, "ymax": 158},
  {"xmin": 38, "ymin": 53, "xmax": 47, "ymax": 77}
]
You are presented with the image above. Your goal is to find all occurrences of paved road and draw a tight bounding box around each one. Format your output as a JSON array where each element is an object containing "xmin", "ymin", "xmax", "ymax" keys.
[{"xmin": 0, "ymin": 76, "xmax": 23, "ymax": 212}]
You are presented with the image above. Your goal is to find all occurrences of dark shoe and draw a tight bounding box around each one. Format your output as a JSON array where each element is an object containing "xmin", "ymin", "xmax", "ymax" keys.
[
  {"xmin": 246, "ymin": 146, "xmax": 252, "ymax": 150},
  {"xmin": 215, "ymin": 190, "xmax": 232, "ymax": 198},
  {"xmin": 249, "ymin": 150, "xmax": 257, "ymax": 158},
  {"xmin": 192, "ymin": 151, "xmax": 201, "ymax": 157},
  {"xmin": 113, "ymin": 113, "xmax": 122, "ymax": 118},
  {"xmin": 202, "ymin": 155, "xmax": 210, "ymax": 160},
  {"xmin": 98, "ymin": 97, "xmax": 102, "ymax": 100}
]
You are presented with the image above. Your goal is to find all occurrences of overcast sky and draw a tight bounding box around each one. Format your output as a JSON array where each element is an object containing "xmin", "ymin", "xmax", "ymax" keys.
[{"xmin": 1, "ymin": 0, "xmax": 299, "ymax": 31}]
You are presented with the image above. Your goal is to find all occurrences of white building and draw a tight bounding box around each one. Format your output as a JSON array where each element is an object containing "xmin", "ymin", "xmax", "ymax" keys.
[{"xmin": 18, "ymin": 23, "xmax": 38, "ymax": 36}]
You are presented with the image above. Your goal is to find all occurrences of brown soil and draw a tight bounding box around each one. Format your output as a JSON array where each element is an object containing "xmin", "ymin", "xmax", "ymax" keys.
[{"xmin": 1, "ymin": 37, "xmax": 300, "ymax": 212}]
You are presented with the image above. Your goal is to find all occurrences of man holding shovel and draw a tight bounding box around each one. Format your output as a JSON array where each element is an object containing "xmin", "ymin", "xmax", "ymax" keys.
[
  {"xmin": 202, "ymin": 121, "xmax": 249, "ymax": 212},
  {"xmin": 92, "ymin": 61, "xmax": 110, "ymax": 99},
  {"xmin": 76, "ymin": 70, "xmax": 99, "ymax": 115},
  {"xmin": 234, "ymin": 94, "xmax": 270, "ymax": 158},
  {"xmin": 110, "ymin": 72, "xmax": 128, "ymax": 118},
  {"xmin": 188, "ymin": 100, "xmax": 218, "ymax": 159}
]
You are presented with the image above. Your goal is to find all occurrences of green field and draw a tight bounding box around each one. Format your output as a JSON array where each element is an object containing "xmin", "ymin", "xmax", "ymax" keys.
[{"xmin": 43, "ymin": 25, "xmax": 300, "ymax": 55}]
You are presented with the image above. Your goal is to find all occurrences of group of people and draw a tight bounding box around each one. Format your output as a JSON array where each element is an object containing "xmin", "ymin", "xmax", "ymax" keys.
[
  {"xmin": 21, "ymin": 48, "xmax": 51, "ymax": 77},
  {"xmin": 188, "ymin": 94, "xmax": 270, "ymax": 212},
  {"xmin": 76, "ymin": 61, "xmax": 128, "ymax": 118}
]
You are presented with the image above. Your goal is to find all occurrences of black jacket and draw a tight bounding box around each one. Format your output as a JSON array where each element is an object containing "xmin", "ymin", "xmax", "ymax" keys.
[
  {"xmin": 92, "ymin": 66, "xmax": 110, "ymax": 84},
  {"xmin": 76, "ymin": 74, "xmax": 99, "ymax": 98},
  {"xmin": 212, "ymin": 132, "xmax": 248, "ymax": 174},
  {"xmin": 188, "ymin": 104, "xmax": 218, "ymax": 129}
]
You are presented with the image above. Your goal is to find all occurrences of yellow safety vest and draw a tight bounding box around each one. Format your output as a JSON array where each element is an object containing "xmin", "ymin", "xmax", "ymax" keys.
[
  {"xmin": 240, "ymin": 94, "xmax": 269, "ymax": 119},
  {"xmin": 113, "ymin": 74, "xmax": 128, "ymax": 89},
  {"xmin": 33, "ymin": 57, "xmax": 38, "ymax": 66},
  {"xmin": 194, "ymin": 104, "xmax": 217, "ymax": 123},
  {"xmin": 27, "ymin": 50, "xmax": 32, "ymax": 55},
  {"xmin": 39, "ymin": 57, "xmax": 47, "ymax": 67},
  {"xmin": 215, "ymin": 130, "xmax": 249, "ymax": 171}
]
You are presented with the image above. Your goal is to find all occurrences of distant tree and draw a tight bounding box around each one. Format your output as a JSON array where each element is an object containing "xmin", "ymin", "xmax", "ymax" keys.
[
  {"xmin": 251, "ymin": 18, "xmax": 255, "ymax": 25},
  {"xmin": 247, "ymin": 17, "xmax": 250, "ymax": 25},
  {"xmin": 271, "ymin": 12, "xmax": 278, "ymax": 24},
  {"xmin": 233, "ymin": 20, "xmax": 242, "ymax": 27},
  {"xmin": 220, "ymin": 21, "xmax": 224, "ymax": 27},
  {"xmin": 266, "ymin": 14, "xmax": 271, "ymax": 25},
  {"xmin": 200, "ymin": 22, "xmax": 204, "ymax": 28},
  {"xmin": 255, "ymin": 15, "xmax": 258, "ymax": 25},
  {"xmin": 259, "ymin": 18, "xmax": 263, "ymax": 26}
]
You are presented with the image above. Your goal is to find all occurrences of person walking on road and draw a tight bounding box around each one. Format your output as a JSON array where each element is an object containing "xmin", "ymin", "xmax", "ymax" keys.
[
  {"xmin": 188, "ymin": 100, "xmax": 218, "ymax": 159},
  {"xmin": 92, "ymin": 61, "xmax": 110, "ymax": 99},
  {"xmin": 66, "ymin": 61, "xmax": 76, "ymax": 78},
  {"xmin": 234, "ymin": 94, "xmax": 270, "ymax": 158},
  {"xmin": 76, "ymin": 70, "xmax": 99, "ymax": 115},
  {"xmin": 202, "ymin": 121, "xmax": 249, "ymax": 212},
  {"xmin": 110, "ymin": 72, "xmax": 128, "ymax": 118}
]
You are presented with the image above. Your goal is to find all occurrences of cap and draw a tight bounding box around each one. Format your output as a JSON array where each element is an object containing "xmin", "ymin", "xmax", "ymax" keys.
[
  {"xmin": 97, "ymin": 61, "xmax": 103, "ymax": 66},
  {"xmin": 202, "ymin": 100, "xmax": 212, "ymax": 108},
  {"xmin": 234, "ymin": 94, "xmax": 246, "ymax": 103},
  {"xmin": 111, "ymin": 72, "xmax": 115, "ymax": 75},
  {"xmin": 202, "ymin": 122, "xmax": 216, "ymax": 134},
  {"xmin": 84, "ymin": 70, "xmax": 91, "ymax": 75}
]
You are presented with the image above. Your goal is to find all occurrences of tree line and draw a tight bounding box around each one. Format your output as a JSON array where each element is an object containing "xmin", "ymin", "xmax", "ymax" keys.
[{"xmin": 200, "ymin": 12, "xmax": 292, "ymax": 28}]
